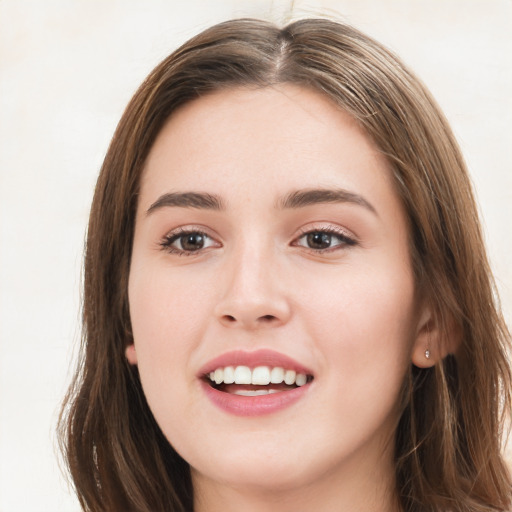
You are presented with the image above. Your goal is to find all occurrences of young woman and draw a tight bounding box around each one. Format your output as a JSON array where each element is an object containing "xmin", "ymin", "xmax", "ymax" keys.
[{"xmin": 59, "ymin": 18, "xmax": 512, "ymax": 512}]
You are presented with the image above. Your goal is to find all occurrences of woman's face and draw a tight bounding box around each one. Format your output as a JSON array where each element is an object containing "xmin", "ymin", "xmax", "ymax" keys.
[{"xmin": 127, "ymin": 85, "xmax": 429, "ymax": 497}]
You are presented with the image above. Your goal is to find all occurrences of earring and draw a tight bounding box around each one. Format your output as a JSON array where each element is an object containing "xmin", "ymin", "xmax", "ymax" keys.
[{"xmin": 425, "ymin": 348, "xmax": 431, "ymax": 359}]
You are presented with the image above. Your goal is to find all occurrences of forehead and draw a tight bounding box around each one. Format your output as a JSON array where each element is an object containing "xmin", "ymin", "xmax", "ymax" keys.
[{"xmin": 140, "ymin": 85, "xmax": 396, "ymax": 212}]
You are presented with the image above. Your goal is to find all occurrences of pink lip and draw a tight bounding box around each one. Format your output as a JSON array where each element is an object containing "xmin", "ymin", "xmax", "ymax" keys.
[
  {"xmin": 198, "ymin": 349, "xmax": 314, "ymax": 417},
  {"xmin": 198, "ymin": 349, "xmax": 314, "ymax": 376},
  {"xmin": 201, "ymin": 381, "xmax": 311, "ymax": 416}
]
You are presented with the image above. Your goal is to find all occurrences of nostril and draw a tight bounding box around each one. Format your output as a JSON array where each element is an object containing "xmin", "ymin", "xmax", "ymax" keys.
[{"xmin": 221, "ymin": 314, "xmax": 277, "ymax": 324}]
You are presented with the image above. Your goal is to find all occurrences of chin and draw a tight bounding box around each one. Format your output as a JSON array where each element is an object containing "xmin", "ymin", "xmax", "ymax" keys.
[
  {"xmin": 193, "ymin": 458, "xmax": 314, "ymax": 493},
  {"xmin": 187, "ymin": 434, "xmax": 333, "ymax": 494}
]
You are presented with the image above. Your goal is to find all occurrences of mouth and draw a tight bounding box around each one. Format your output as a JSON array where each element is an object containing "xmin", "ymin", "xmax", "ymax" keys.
[
  {"xmin": 199, "ymin": 350, "xmax": 314, "ymax": 415},
  {"xmin": 204, "ymin": 365, "xmax": 314, "ymax": 396}
]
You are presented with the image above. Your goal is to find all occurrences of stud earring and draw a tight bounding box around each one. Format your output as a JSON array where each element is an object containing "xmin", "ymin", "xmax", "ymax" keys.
[{"xmin": 425, "ymin": 348, "xmax": 431, "ymax": 359}]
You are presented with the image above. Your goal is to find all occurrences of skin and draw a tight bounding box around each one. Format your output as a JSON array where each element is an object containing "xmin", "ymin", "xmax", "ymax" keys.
[{"xmin": 126, "ymin": 85, "xmax": 435, "ymax": 512}]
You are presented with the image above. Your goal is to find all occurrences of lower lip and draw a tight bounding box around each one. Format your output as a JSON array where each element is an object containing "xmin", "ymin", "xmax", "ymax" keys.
[{"xmin": 201, "ymin": 381, "xmax": 310, "ymax": 416}]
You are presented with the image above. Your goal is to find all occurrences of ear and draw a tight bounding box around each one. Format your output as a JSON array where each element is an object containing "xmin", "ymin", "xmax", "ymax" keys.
[
  {"xmin": 411, "ymin": 304, "xmax": 461, "ymax": 368},
  {"xmin": 125, "ymin": 343, "xmax": 138, "ymax": 365}
]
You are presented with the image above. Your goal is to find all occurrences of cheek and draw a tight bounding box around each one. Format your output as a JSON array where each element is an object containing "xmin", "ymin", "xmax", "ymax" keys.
[
  {"xmin": 298, "ymin": 267, "xmax": 416, "ymax": 452},
  {"xmin": 129, "ymin": 262, "xmax": 212, "ymax": 343},
  {"xmin": 298, "ymin": 257, "xmax": 416, "ymax": 390},
  {"xmin": 127, "ymin": 264, "xmax": 211, "ymax": 436},
  {"xmin": 127, "ymin": 261, "xmax": 216, "ymax": 401}
]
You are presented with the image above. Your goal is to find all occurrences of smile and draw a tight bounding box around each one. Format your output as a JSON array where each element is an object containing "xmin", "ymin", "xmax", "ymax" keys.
[
  {"xmin": 200, "ymin": 350, "xmax": 314, "ymax": 415},
  {"xmin": 207, "ymin": 365, "xmax": 310, "ymax": 396}
]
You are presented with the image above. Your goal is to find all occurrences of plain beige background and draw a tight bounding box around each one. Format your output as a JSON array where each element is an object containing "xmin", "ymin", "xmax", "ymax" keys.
[{"xmin": 1, "ymin": 1, "xmax": 511, "ymax": 510}]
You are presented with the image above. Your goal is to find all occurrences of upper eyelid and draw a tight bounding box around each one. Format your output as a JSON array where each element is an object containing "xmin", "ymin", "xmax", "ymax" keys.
[
  {"xmin": 163, "ymin": 225, "xmax": 219, "ymax": 239},
  {"xmin": 295, "ymin": 223, "xmax": 357, "ymax": 241}
]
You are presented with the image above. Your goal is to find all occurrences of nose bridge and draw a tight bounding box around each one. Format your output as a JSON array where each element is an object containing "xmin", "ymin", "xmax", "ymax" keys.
[{"xmin": 215, "ymin": 231, "xmax": 290, "ymax": 328}]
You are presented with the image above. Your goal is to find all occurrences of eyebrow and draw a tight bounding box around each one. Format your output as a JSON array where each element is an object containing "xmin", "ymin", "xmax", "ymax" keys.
[
  {"xmin": 277, "ymin": 188, "xmax": 378, "ymax": 215},
  {"xmin": 146, "ymin": 188, "xmax": 377, "ymax": 216},
  {"xmin": 147, "ymin": 192, "xmax": 225, "ymax": 215}
]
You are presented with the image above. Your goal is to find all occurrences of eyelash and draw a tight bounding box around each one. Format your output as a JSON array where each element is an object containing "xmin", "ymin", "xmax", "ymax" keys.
[
  {"xmin": 159, "ymin": 227, "xmax": 216, "ymax": 256},
  {"xmin": 159, "ymin": 225, "xmax": 357, "ymax": 256},
  {"xmin": 294, "ymin": 225, "xmax": 357, "ymax": 253}
]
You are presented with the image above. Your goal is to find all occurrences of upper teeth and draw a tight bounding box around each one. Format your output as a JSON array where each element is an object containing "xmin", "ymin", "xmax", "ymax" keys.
[{"xmin": 208, "ymin": 366, "xmax": 308, "ymax": 387}]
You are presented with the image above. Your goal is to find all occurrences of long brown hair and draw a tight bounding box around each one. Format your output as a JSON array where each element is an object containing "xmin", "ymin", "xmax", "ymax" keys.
[{"xmin": 59, "ymin": 18, "xmax": 512, "ymax": 511}]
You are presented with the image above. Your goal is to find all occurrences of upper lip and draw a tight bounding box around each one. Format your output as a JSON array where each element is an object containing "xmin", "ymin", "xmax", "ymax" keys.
[{"xmin": 198, "ymin": 349, "xmax": 314, "ymax": 378}]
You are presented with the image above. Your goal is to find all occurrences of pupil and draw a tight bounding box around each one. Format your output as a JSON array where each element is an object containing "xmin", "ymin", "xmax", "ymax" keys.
[
  {"xmin": 182, "ymin": 233, "xmax": 204, "ymax": 251},
  {"xmin": 307, "ymin": 232, "xmax": 331, "ymax": 249}
]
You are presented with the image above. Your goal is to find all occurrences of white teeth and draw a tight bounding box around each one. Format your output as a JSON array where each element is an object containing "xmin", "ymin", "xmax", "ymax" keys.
[
  {"xmin": 214, "ymin": 368, "xmax": 224, "ymax": 385},
  {"xmin": 270, "ymin": 367, "xmax": 285, "ymax": 384},
  {"xmin": 284, "ymin": 370, "xmax": 296, "ymax": 385},
  {"xmin": 295, "ymin": 373, "xmax": 307, "ymax": 386},
  {"xmin": 234, "ymin": 366, "xmax": 252, "ymax": 384},
  {"xmin": 252, "ymin": 366, "xmax": 270, "ymax": 385},
  {"xmin": 208, "ymin": 365, "xmax": 311, "ymax": 387},
  {"xmin": 223, "ymin": 366, "xmax": 235, "ymax": 384}
]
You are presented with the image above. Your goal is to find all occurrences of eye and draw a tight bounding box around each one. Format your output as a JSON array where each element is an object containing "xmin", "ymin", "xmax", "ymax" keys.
[
  {"xmin": 160, "ymin": 229, "xmax": 219, "ymax": 255},
  {"xmin": 294, "ymin": 228, "xmax": 356, "ymax": 252}
]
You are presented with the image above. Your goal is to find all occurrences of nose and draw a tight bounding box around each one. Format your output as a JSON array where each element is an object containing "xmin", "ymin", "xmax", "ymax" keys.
[{"xmin": 214, "ymin": 244, "xmax": 292, "ymax": 330}]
